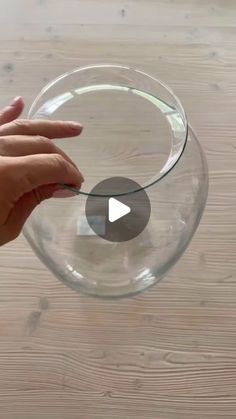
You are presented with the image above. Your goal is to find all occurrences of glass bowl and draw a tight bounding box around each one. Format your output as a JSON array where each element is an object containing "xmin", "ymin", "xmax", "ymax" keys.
[{"xmin": 24, "ymin": 64, "xmax": 208, "ymax": 298}]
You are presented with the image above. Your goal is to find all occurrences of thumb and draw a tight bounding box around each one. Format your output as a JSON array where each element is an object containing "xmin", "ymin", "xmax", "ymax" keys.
[{"xmin": 1, "ymin": 184, "xmax": 75, "ymax": 243}]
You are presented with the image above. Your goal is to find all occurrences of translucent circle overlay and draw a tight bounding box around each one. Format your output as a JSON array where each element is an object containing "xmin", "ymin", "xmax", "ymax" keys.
[{"xmin": 85, "ymin": 177, "xmax": 151, "ymax": 242}]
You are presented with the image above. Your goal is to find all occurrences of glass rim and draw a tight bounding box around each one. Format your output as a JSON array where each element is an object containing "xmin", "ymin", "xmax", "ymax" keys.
[{"xmin": 28, "ymin": 63, "xmax": 189, "ymax": 197}]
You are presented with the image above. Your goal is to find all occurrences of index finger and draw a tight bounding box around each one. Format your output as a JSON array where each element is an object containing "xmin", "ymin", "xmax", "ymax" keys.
[
  {"xmin": 0, "ymin": 97, "xmax": 24, "ymax": 126},
  {"xmin": 0, "ymin": 119, "xmax": 83, "ymax": 138}
]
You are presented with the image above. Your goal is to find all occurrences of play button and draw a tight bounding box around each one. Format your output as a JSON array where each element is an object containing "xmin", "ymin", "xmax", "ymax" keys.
[
  {"xmin": 109, "ymin": 198, "xmax": 131, "ymax": 223},
  {"xmin": 85, "ymin": 177, "xmax": 151, "ymax": 242}
]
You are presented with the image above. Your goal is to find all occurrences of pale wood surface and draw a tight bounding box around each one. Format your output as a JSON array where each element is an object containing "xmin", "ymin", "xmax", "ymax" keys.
[{"xmin": 0, "ymin": 1, "xmax": 236, "ymax": 418}]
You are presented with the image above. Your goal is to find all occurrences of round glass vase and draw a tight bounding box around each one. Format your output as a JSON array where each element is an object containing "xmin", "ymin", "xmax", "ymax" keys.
[{"xmin": 23, "ymin": 64, "xmax": 208, "ymax": 298}]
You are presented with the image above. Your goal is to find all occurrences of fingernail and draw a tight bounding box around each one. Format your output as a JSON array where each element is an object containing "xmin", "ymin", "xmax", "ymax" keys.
[
  {"xmin": 53, "ymin": 189, "xmax": 77, "ymax": 198},
  {"xmin": 68, "ymin": 122, "xmax": 83, "ymax": 132},
  {"xmin": 80, "ymin": 172, "xmax": 85, "ymax": 182},
  {"xmin": 12, "ymin": 96, "xmax": 22, "ymax": 105}
]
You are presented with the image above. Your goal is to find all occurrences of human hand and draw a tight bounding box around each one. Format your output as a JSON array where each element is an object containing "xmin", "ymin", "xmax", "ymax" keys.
[{"xmin": 0, "ymin": 97, "xmax": 83, "ymax": 246}]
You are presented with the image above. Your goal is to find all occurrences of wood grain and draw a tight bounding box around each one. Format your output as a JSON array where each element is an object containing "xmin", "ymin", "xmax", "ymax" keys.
[{"xmin": 0, "ymin": 0, "xmax": 236, "ymax": 418}]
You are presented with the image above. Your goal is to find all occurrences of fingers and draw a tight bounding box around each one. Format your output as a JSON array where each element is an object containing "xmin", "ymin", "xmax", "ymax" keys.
[
  {"xmin": 0, "ymin": 118, "xmax": 83, "ymax": 138},
  {"xmin": 0, "ymin": 155, "xmax": 79, "ymax": 246},
  {"xmin": 0, "ymin": 135, "xmax": 57, "ymax": 157},
  {"xmin": 0, "ymin": 135, "xmax": 80, "ymax": 170},
  {"xmin": 5, "ymin": 154, "xmax": 83, "ymax": 201},
  {"xmin": 0, "ymin": 97, "xmax": 24, "ymax": 126}
]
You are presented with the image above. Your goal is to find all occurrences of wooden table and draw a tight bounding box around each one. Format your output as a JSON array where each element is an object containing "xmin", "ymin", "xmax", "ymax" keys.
[{"xmin": 0, "ymin": 1, "xmax": 236, "ymax": 418}]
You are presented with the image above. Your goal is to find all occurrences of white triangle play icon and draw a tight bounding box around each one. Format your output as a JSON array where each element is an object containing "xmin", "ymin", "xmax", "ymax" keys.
[{"xmin": 108, "ymin": 198, "xmax": 131, "ymax": 223}]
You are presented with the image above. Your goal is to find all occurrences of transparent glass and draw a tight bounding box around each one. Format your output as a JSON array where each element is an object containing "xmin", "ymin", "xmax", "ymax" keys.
[{"xmin": 24, "ymin": 64, "xmax": 208, "ymax": 298}]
